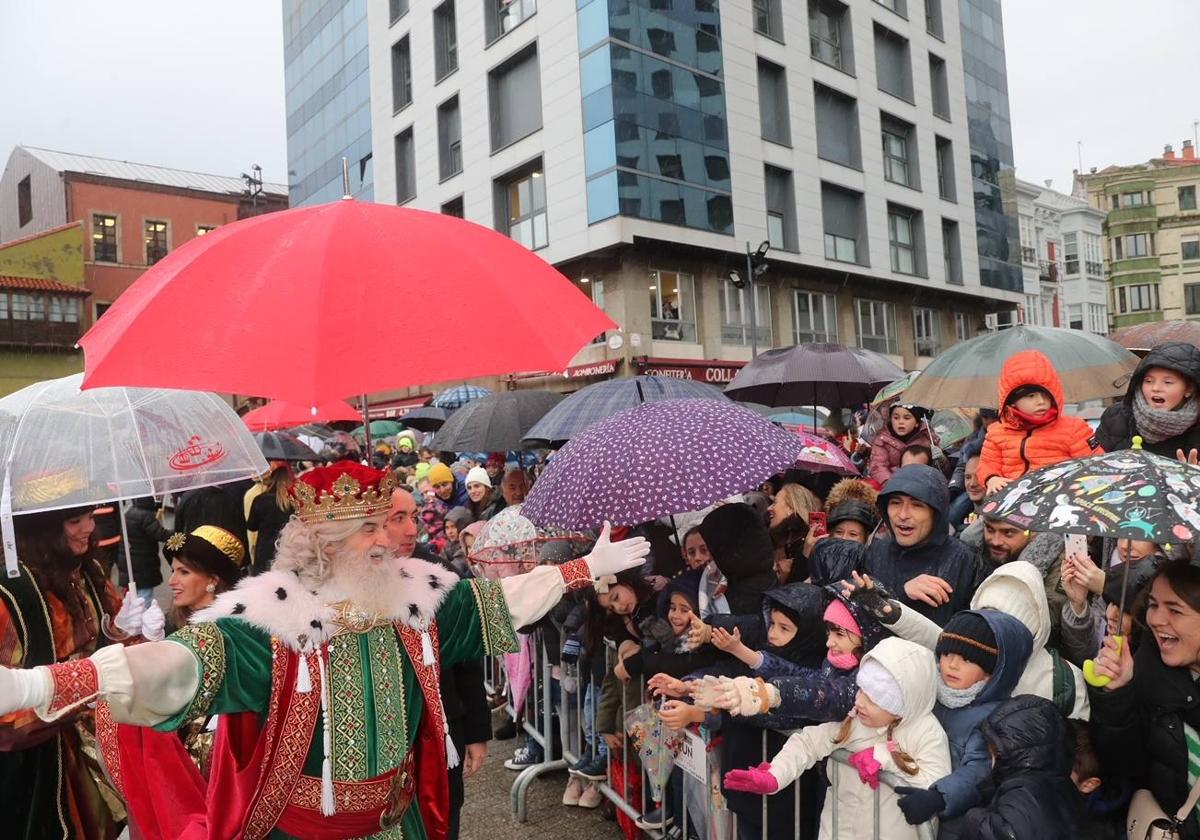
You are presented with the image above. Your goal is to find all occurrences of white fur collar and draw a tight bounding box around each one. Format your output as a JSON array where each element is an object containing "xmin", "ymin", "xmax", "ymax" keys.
[{"xmin": 190, "ymin": 558, "xmax": 458, "ymax": 653}]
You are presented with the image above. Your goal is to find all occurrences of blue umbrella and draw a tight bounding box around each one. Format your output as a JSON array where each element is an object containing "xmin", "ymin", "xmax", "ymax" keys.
[
  {"xmin": 521, "ymin": 399, "xmax": 804, "ymax": 529},
  {"xmin": 522, "ymin": 375, "xmax": 728, "ymax": 446},
  {"xmin": 432, "ymin": 384, "xmax": 492, "ymax": 410}
]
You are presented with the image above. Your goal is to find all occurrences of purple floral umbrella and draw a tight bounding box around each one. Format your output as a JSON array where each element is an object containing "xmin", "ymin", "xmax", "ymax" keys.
[{"xmin": 521, "ymin": 399, "xmax": 806, "ymax": 530}]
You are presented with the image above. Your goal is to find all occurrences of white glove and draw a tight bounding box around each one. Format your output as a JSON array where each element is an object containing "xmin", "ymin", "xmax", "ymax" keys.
[
  {"xmin": 112, "ymin": 590, "xmax": 145, "ymax": 637},
  {"xmin": 141, "ymin": 600, "xmax": 166, "ymax": 642},
  {"xmin": 0, "ymin": 665, "xmax": 51, "ymax": 717},
  {"xmin": 688, "ymin": 674, "xmax": 725, "ymax": 711},
  {"xmin": 584, "ymin": 522, "xmax": 650, "ymax": 580}
]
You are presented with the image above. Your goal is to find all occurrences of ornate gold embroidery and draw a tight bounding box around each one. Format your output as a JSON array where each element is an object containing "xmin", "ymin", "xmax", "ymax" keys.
[
  {"xmin": 469, "ymin": 578, "xmax": 519, "ymax": 655},
  {"xmin": 370, "ymin": 626, "xmax": 406, "ymax": 774},
  {"xmin": 244, "ymin": 644, "xmax": 322, "ymax": 840},
  {"xmin": 329, "ymin": 633, "xmax": 369, "ymax": 781},
  {"xmin": 165, "ymin": 532, "xmax": 187, "ymax": 552},
  {"xmin": 168, "ymin": 622, "xmax": 226, "ymax": 723},
  {"xmin": 94, "ymin": 702, "xmax": 124, "ymax": 797}
]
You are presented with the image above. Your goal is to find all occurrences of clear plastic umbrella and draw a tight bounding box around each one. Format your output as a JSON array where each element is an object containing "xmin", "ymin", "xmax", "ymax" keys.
[{"xmin": 0, "ymin": 374, "xmax": 268, "ymax": 579}]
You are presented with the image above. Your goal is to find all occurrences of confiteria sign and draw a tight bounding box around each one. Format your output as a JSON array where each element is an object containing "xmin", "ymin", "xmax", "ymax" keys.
[{"xmin": 635, "ymin": 357, "xmax": 745, "ymax": 383}]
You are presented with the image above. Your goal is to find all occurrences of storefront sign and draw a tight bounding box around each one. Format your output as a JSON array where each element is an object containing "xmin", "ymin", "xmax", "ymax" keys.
[
  {"xmin": 563, "ymin": 358, "xmax": 620, "ymax": 380},
  {"xmin": 635, "ymin": 357, "xmax": 745, "ymax": 384}
]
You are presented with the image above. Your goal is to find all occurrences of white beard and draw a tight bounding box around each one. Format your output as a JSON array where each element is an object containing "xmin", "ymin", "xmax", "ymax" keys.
[{"xmin": 321, "ymin": 546, "xmax": 414, "ymax": 619}]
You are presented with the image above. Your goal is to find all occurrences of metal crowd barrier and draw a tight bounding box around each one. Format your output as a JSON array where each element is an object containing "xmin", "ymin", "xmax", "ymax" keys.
[{"xmin": 490, "ymin": 630, "xmax": 934, "ymax": 840}]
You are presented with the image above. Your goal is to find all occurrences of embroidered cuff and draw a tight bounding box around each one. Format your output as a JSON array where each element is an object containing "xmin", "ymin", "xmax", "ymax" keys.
[
  {"xmin": 557, "ymin": 558, "xmax": 592, "ymax": 592},
  {"xmin": 469, "ymin": 578, "xmax": 519, "ymax": 656},
  {"xmin": 164, "ymin": 622, "xmax": 227, "ymax": 725},
  {"xmin": 44, "ymin": 658, "xmax": 100, "ymax": 719}
]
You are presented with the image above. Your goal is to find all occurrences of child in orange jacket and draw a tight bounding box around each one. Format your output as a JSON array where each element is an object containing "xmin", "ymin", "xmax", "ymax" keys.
[{"xmin": 977, "ymin": 349, "xmax": 1102, "ymax": 493}]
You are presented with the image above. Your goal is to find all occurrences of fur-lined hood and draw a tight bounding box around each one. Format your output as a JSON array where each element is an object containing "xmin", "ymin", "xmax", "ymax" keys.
[
  {"xmin": 190, "ymin": 557, "xmax": 458, "ymax": 653},
  {"xmin": 824, "ymin": 478, "xmax": 878, "ymax": 513}
]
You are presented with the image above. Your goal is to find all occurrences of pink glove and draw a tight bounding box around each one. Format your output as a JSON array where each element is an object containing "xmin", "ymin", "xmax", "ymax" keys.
[
  {"xmin": 723, "ymin": 762, "xmax": 780, "ymax": 795},
  {"xmin": 848, "ymin": 747, "xmax": 882, "ymax": 789}
]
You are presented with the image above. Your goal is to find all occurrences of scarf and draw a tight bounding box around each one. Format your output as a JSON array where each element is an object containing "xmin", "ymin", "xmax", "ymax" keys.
[
  {"xmin": 1006, "ymin": 405, "xmax": 1059, "ymax": 430},
  {"xmin": 827, "ymin": 650, "xmax": 860, "ymax": 671},
  {"xmin": 936, "ymin": 677, "xmax": 988, "ymax": 709},
  {"xmin": 1132, "ymin": 390, "xmax": 1200, "ymax": 444}
]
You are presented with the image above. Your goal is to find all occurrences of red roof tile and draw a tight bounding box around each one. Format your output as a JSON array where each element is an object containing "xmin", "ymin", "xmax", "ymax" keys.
[{"xmin": 0, "ymin": 276, "xmax": 91, "ymax": 296}]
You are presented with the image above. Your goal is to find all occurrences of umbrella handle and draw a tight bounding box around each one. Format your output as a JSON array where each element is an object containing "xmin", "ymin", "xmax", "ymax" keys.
[{"xmin": 1082, "ymin": 635, "xmax": 1124, "ymax": 688}]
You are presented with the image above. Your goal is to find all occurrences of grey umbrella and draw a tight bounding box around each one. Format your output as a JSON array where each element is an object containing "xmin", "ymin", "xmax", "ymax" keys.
[
  {"xmin": 253, "ymin": 431, "xmax": 320, "ymax": 462},
  {"xmin": 723, "ymin": 343, "xmax": 905, "ymax": 408},
  {"xmin": 401, "ymin": 405, "xmax": 450, "ymax": 432},
  {"xmin": 431, "ymin": 391, "xmax": 565, "ymax": 452}
]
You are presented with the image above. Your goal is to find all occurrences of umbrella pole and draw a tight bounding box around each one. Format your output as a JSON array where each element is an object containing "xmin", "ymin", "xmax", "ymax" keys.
[
  {"xmin": 361, "ymin": 393, "xmax": 373, "ymax": 462},
  {"xmin": 668, "ymin": 514, "xmax": 683, "ymax": 557},
  {"xmin": 117, "ymin": 500, "xmax": 137, "ymax": 596}
]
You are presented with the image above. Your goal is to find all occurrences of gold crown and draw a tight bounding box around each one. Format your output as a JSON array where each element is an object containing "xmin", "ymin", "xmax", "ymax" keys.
[{"xmin": 291, "ymin": 470, "xmax": 397, "ymax": 523}]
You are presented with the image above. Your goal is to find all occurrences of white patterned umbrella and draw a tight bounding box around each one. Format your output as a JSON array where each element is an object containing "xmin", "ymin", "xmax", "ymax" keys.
[
  {"xmin": 0, "ymin": 374, "xmax": 268, "ymax": 578},
  {"xmin": 521, "ymin": 399, "xmax": 805, "ymax": 529}
]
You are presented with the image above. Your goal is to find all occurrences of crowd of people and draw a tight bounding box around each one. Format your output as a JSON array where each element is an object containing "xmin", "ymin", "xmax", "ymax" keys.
[{"xmin": 4, "ymin": 341, "xmax": 1200, "ymax": 839}]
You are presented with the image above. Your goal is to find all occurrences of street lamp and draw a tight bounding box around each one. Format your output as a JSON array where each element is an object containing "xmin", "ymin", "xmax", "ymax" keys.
[{"xmin": 729, "ymin": 240, "xmax": 771, "ymax": 358}]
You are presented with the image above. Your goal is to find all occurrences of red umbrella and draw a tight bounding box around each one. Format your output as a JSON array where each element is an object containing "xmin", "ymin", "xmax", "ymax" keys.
[
  {"xmin": 241, "ymin": 399, "xmax": 361, "ymax": 432},
  {"xmin": 78, "ymin": 200, "xmax": 615, "ymax": 407}
]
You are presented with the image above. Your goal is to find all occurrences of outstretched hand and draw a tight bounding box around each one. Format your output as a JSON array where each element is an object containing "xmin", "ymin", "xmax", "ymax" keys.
[
  {"xmin": 585, "ymin": 522, "xmax": 650, "ymax": 580},
  {"xmin": 840, "ymin": 571, "xmax": 898, "ymax": 624},
  {"xmin": 723, "ymin": 762, "xmax": 779, "ymax": 794}
]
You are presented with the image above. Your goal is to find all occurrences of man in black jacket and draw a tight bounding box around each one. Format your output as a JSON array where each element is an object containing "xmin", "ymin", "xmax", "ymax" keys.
[
  {"xmin": 387, "ymin": 486, "xmax": 491, "ymax": 840},
  {"xmin": 862, "ymin": 464, "xmax": 981, "ymax": 625}
]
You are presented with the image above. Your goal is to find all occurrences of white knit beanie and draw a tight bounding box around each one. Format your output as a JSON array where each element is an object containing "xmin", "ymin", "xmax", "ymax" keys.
[
  {"xmin": 974, "ymin": 577, "xmax": 1040, "ymax": 636},
  {"xmin": 856, "ymin": 658, "xmax": 905, "ymax": 717},
  {"xmin": 465, "ymin": 466, "xmax": 492, "ymax": 488}
]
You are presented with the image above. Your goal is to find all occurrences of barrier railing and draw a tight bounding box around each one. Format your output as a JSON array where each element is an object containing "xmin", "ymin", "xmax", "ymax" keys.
[{"xmin": 496, "ymin": 630, "xmax": 934, "ymax": 840}]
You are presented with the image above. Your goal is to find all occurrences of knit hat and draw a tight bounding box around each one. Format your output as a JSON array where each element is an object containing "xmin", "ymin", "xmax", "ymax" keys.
[
  {"xmin": 445, "ymin": 506, "xmax": 473, "ymax": 530},
  {"xmin": 973, "ymin": 576, "xmax": 1041, "ymax": 638},
  {"xmin": 413, "ymin": 462, "xmax": 431, "ymax": 483},
  {"xmin": 935, "ymin": 611, "xmax": 998, "ymax": 675},
  {"xmin": 823, "ymin": 598, "xmax": 863, "ymax": 638},
  {"xmin": 428, "ymin": 463, "xmax": 454, "ymax": 486},
  {"xmin": 465, "ymin": 466, "xmax": 492, "ymax": 488},
  {"xmin": 856, "ymin": 658, "xmax": 905, "ymax": 716}
]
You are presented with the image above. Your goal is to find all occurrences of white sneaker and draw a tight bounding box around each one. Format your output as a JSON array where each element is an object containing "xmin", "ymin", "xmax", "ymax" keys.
[
  {"xmin": 562, "ymin": 776, "xmax": 584, "ymax": 806},
  {"xmin": 577, "ymin": 782, "xmax": 603, "ymax": 809}
]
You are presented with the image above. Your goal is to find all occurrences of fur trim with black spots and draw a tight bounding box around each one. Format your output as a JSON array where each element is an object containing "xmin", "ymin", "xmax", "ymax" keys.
[{"xmin": 190, "ymin": 557, "xmax": 459, "ymax": 653}]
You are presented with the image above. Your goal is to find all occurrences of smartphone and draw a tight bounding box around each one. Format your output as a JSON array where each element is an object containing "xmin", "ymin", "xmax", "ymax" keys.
[
  {"xmin": 1064, "ymin": 533, "xmax": 1087, "ymax": 560},
  {"xmin": 808, "ymin": 511, "xmax": 828, "ymax": 537}
]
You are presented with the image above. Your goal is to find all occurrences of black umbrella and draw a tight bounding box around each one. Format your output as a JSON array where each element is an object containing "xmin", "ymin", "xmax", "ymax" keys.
[
  {"xmin": 254, "ymin": 431, "xmax": 319, "ymax": 462},
  {"xmin": 401, "ymin": 405, "xmax": 450, "ymax": 432},
  {"xmin": 432, "ymin": 391, "xmax": 565, "ymax": 452},
  {"xmin": 723, "ymin": 343, "xmax": 905, "ymax": 408}
]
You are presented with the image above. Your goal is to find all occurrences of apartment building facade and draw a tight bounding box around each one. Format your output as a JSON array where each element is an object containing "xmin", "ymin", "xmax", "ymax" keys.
[
  {"xmin": 1084, "ymin": 142, "xmax": 1200, "ymax": 330},
  {"xmin": 365, "ymin": 0, "xmax": 1024, "ymax": 392}
]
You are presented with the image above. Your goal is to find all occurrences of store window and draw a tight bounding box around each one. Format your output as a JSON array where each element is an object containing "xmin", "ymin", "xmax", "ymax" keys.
[{"xmin": 649, "ymin": 269, "xmax": 696, "ymax": 342}]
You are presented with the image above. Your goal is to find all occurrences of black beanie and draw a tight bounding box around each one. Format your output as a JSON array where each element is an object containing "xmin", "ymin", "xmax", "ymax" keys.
[{"xmin": 936, "ymin": 611, "xmax": 998, "ymax": 675}]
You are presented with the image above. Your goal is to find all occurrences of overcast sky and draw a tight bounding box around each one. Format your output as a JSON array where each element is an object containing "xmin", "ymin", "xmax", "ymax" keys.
[{"xmin": 1, "ymin": 1, "xmax": 1197, "ymax": 196}]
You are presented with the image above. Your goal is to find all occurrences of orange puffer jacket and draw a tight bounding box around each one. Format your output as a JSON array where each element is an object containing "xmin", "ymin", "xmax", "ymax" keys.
[{"xmin": 976, "ymin": 349, "xmax": 1102, "ymax": 484}]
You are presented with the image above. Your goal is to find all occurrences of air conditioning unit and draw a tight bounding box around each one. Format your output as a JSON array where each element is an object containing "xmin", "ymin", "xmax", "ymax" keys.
[{"xmin": 984, "ymin": 309, "xmax": 1023, "ymax": 331}]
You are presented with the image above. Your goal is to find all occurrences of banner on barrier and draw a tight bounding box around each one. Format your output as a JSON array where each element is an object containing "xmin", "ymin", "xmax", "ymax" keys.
[{"xmin": 677, "ymin": 729, "xmax": 707, "ymax": 782}]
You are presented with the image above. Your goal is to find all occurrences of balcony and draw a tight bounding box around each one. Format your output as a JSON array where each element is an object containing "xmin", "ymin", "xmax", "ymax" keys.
[
  {"xmin": 1038, "ymin": 260, "xmax": 1059, "ymax": 282},
  {"xmin": 1108, "ymin": 205, "xmax": 1157, "ymax": 226},
  {"xmin": 0, "ymin": 318, "xmax": 84, "ymax": 350}
]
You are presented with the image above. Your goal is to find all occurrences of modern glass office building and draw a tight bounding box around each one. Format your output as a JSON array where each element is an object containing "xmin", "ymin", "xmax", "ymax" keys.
[
  {"xmin": 577, "ymin": 0, "xmax": 732, "ymax": 234},
  {"xmin": 959, "ymin": 0, "xmax": 1022, "ymax": 293},
  {"xmin": 283, "ymin": 0, "xmax": 374, "ymax": 206}
]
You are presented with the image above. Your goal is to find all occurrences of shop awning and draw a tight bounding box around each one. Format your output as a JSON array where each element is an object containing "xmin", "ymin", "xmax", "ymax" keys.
[{"xmin": 633, "ymin": 356, "xmax": 745, "ymax": 385}]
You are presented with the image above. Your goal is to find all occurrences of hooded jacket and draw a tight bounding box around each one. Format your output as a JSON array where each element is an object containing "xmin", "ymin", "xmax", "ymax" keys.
[
  {"xmin": 755, "ymin": 583, "xmax": 831, "ymax": 676},
  {"xmin": 807, "ymin": 537, "xmax": 867, "ymax": 587},
  {"xmin": 1097, "ymin": 342, "xmax": 1200, "ymax": 457},
  {"xmin": 959, "ymin": 519, "xmax": 1068, "ymax": 641},
  {"xmin": 976, "ymin": 350, "xmax": 1102, "ymax": 485},
  {"xmin": 945, "ymin": 695, "xmax": 1083, "ymax": 840},
  {"xmin": 765, "ymin": 637, "xmax": 952, "ymax": 840},
  {"xmin": 862, "ymin": 465, "xmax": 981, "ymax": 625},
  {"xmin": 699, "ymin": 503, "xmax": 777, "ymax": 615},
  {"xmin": 888, "ymin": 560, "xmax": 1091, "ymax": 720},
  {"xmin": 755, "ymin": 590, "xmax": 891, "ymax": 730},
  {"xmin": 931, "ymin": 610, "xmax": 1034, "ymax": 818}
]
